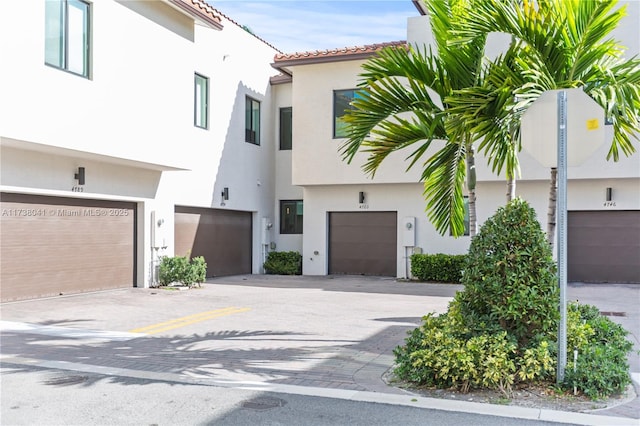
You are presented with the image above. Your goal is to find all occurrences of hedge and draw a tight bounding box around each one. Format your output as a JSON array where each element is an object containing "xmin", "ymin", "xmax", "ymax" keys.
[
  {"xmin": 410, "ymin": 253, "xmax": 466, "ymax": 283},
  {"xmin": 263, "ymin": 251, "xmax": 302, "ymax": 275}
]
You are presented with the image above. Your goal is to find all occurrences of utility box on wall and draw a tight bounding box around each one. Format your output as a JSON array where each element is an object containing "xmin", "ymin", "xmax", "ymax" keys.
[
  {"xmin": 261, "ymin": 217, "xmax": 272, "ymax": 245},
  {"xmin": 402, "ymin": 216, "xmax": 416, "ymax": 247}
]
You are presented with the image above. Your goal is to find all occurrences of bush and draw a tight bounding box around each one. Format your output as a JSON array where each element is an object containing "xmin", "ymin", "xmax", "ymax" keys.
[
  {"xmin": 393, "ymin": 312, "xmax": 554, "ymax": 395},
  {"xmin": 185, "ymin": 256, "xmax": 207, "ymax": 287},
  {"xmin": 455, "ymin": 198, "xmax": 559, "ymax": 347},
  {"xmin": 159, "ymin": 255, "xmax": 207, "ymax": 287},
  {"xmin": 263, "ymin": 251, "xmax": 302, "ymax": 275},
  {"xmin": 393, "ymin": 199, "xmax": 633, "ymax": 400},
  {"xmin": 410, "ymin": 253, "xmax": 467, "ymax": 283},
  {"xmin": 394, "ymin": 199, "xmax": 558, "ymax": 395},
  {"xmin": 563, "ymin": 303, "xmax": 633, "ymax": 399}
]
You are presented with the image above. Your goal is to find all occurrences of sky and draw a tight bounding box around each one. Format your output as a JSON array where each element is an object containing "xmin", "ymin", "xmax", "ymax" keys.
[{"xmin": 210, "ymin": 1, "xmax": 420, "ymax": 54}]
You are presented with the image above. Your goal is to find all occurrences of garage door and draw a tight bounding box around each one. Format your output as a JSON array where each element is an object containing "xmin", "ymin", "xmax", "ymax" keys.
[
  {"xmin": 329, "ymin": 212, "xmax": 397, "ymax": 276},
  {"xmin": 568, "ymin": 211, "xmax": 640, "ymax": 283},
  {"xmin": 1, "ymin": 193, "xmax": 136, "ymax": 302},
  {"xmin": 174, "ymin": 206, "xmax": 252, "ymax": 277}
]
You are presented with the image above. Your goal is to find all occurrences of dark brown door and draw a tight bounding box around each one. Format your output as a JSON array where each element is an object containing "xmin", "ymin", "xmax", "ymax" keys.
[
  {"xmin": 1, "ymin": 193, "xmax": 136, "ymax": 302},
  {"xmin": 174, "ymin": 206, "xmax": 252, "ymax": 277},
  {"xmin": 568, "ymin": 210, "xmax": 640, "ymax": 283},
  {"xmin": 329, "ymin": 211, "xmax": 397, "ymax": 276}
]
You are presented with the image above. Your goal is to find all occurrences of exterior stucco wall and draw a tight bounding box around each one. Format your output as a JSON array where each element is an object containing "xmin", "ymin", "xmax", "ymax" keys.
[
  {"xmin": 0, "ymin": 0, "xmax": 279, "ymax": 285},
  {"xmin": 290, "ymin": 61, "xmax": 424, "ymax": 186},
  {"xmin": 271, "ymin": 82, "xmax": 304, "ymax": 254},
  {"xmin": 301, "ymin": 178, "xmax": 640, "ymax": 277},
  {"xmin": 155, "ymin": 18, "xmax": 280, "ymax": 274},
  {"xmin": 0, "ymin": 1, "xmax": 196, "ymax": 168}
]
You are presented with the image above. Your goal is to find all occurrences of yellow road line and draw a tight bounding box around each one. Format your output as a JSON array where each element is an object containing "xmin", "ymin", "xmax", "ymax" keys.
[
  {"xmin": 129, "ymin": 307, "xmax": 251, "ymax": 335},
  {"xmin": 129, "ymin": 307, "xmax": 240, "ymax": 333}
]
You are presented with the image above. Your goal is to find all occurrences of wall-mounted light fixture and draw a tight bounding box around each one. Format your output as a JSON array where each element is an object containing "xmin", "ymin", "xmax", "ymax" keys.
[
  {"xmin": 359, "ymin": 191, "xmax": 365, "ymax": 204},
  {"xmin": 74, "ymin": 167, "xmax": 85, "ymax": 185},
  {"xmin": 606, "ymin": 187, "xmax": 612, "ymax": 202},
  {"xmin": 222, "ymin": 187, "xmax": 229, "ymax": 201}
]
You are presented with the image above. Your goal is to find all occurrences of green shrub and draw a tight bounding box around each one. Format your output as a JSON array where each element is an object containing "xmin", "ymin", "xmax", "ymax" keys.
[
  {"xmin": 563, "ymin": 303, "xmax": 633, "ymax": 399},
  {"xmin": 393, "ymin": 200, "xmax": 633, "ymax": 400},
  {"xmin": 159, "ymin": 256, "xmax": 189, "ymax": 286},
  {"xmin": 393, "ymin": 321, "xmax": 429, "ymax": 383},
  {"xmin": 263, "ymin": 251, "xmax": 302, "ymax": 275},
  {"xmin": 184, "ymin": 256, "xmax": 207, "ymax": 287},
  {"xmin": 455, "ymin": 198, "xmax": 559, "ymax": 347},
  {"xmin": 394, "ymin": 312, "xmax": 555, "ymax": 395},
  {"xmin": 410, "ymin": 253, "xmax": 467, "ymax": 283},
  {"xmin": 517, "ymin": 340, "xmax": 555, "ymax": 382},
  {"xmin": 159, "ymin": 255, "xmax": 208, "ymax": 287}
]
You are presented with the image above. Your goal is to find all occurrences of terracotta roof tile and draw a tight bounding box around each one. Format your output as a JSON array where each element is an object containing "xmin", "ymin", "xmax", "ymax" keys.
[
  {"xmin": 168, "ymin": 0, "xmax": 223, "ymax": 29},
  {"xmin": 274, "ymin": 40, "xmax": 407, "ymax": 64}
]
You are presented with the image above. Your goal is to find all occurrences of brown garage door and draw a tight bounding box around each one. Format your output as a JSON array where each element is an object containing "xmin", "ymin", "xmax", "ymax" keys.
[
  {"xmin": 329, "ymin": 212, "xmax": 397, "ymax": 276},
  {"xmin": 568, "ymin": 211, "xmax": 640, "ymax": 283},
  {"xmin": 1, "ymin": 193, "xmax": 136, "ymax": 302},
  {"xmin": 174, "ymin": 206, "xmax": 252, "ymax": 277}
]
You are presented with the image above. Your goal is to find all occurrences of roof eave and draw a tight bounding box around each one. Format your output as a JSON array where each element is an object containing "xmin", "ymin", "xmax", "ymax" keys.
[
  {"xmin": 269, "ymin": 73, "xmax": 293, "ymax": 85},
  {"xmin": 166, "ymin": 0, "xmax": 224, "ymax": 30},
  {"xmin": 272, "ymin": 51, "xmax": 380, "ymax": 69}
]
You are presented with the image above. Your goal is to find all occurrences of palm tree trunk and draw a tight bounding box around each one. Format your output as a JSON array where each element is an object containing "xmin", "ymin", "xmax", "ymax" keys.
[
  {"xmin": 506, "ymin": 123, "xmax": 517, "ymax": 203},
  {"xmin": 506, "ymin": 177, "xmax": 516, "ymax": 202},
  {"xmin": 466, "ymin": 145, "xmax": 478, "ymax": 237},
  {"xmin": 547, "ymin": 167, "xmax": 557, "ymax": 248},
  {"xmin": 468, "ymin": 188, "xmax": 477, "ymax": 237}
]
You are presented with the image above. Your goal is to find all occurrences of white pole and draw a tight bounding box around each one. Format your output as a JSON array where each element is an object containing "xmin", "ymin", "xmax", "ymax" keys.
[{"xmin": 557, "ymin": 90, "xmax": 568, "ymax": 383}]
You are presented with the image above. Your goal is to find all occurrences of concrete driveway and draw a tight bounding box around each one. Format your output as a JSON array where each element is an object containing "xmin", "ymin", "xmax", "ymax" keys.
[
  {"xmin": 1, "ymin": 275, "xmax": 457, "ymax": 393},
  {"xmin": 1, "ymin": 275, "xmax": 638, "ymax": 421}
]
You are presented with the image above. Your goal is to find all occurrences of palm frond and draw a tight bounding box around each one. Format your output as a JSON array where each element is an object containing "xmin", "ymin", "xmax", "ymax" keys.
[{"xmin": 422, "ymin": 141, "xmax": 467, "ymax": 237}]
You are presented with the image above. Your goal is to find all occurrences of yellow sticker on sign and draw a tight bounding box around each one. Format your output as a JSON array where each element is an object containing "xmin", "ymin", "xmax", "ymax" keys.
[{"xmin": 586, "ymin": 119, "xmax": 600, "ymax": 130}]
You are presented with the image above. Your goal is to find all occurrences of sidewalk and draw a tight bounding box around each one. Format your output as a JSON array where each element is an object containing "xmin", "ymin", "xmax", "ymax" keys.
[{"xmin": 1, "ymin": 275, "xmax": 638, "ymax": 424}]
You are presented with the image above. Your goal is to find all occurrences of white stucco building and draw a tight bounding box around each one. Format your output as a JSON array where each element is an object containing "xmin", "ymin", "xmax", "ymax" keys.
[{"xmin": 1, "ymin": 0, "xmax": 638, "ymax": 301}]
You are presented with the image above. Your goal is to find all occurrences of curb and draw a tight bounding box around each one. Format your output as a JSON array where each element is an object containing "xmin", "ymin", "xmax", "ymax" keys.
[{"xmin": 2, "ymin": 355, "xmax": 636, "ymax": 426}]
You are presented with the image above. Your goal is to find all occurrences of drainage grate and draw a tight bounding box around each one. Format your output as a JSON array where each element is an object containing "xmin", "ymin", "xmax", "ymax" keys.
[
  {"xmin": 240, "ymin": 397, "xmax": 287, "ymax": 411},
  {"xmin": 600, "ymin": 311, "xmax": 626, "ymax": 317},
  {"xmin": 43, "ymin": 375, "xmax": 89, "ymax": 386}
]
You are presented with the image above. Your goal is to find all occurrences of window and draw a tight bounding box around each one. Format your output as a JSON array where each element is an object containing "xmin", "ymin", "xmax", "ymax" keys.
[
  {"xmin": 450, "ymin": 196, "xmax": 470, "ymax": 236},
  {"xmin": 279, "ymin": 107, "xmax": 292, "ymax": 150},
  {"xmin": 280, "ymin": 200, "xmax": 303, "ymax": 234},
  {"xmin": 45, "ymin": 0, "xmax": 91, "ymax": 77},
  {"xmin": 245, "ymin": 96, "xmax": 261, "ymax": 145},
  {"xmin": 194, "ymin": 73, "xmax": 209, "ymax": 129},
  {"xmin": 333, "ymin": 89, "xmax": 357, "ymax": 138}
]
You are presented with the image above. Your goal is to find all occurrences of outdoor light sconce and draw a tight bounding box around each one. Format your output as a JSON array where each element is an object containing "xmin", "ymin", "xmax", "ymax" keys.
[
  {"xmin": 606, "ymin": 187, "xmax": 613, "ymax": 202},
  {"xmin": 359, "ymin": 191, "xmax": 365, "ymax": 204},
  {"xmin": 74, "ymin": 167, "xmax": 85, "ymax": 185},
  {"xmin": 222, "ymin": 187, "xmax": 229, "ymax": 201}
]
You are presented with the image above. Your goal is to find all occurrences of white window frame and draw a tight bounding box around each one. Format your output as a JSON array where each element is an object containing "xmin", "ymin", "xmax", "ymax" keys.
[
  {"xmin": 194, "ymin": 73, "xmax": 209, "ymax": 129},
  {"xmin": 245, "ymin": 96, "xmax": 261, "ymax": 145}
]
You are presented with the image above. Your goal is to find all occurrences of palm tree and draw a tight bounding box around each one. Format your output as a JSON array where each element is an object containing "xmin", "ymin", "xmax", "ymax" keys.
[
  {"xmin": 340, "ymin": 0, "xmax": 501, "ymax": 237},
  {"xmin": 449, "ymin": 0, "xmax": 640, "ymax": 247}
]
